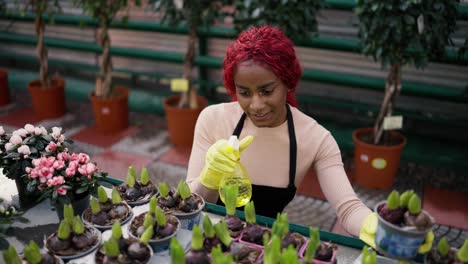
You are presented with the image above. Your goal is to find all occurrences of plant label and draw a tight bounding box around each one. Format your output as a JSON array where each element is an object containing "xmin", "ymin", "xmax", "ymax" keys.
[
  {"xmin": 383, "ymin": 116, "xmax": 403, "ymax": 130},
  {"xmin": 171, "ymin": 79, "xmax": 189, "ymax": 92}
]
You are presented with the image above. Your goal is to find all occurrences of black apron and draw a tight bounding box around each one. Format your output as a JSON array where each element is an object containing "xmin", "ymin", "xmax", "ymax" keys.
[{"xmin": 217, "ymin": 105, "xmax": 297, "ymax": 218}]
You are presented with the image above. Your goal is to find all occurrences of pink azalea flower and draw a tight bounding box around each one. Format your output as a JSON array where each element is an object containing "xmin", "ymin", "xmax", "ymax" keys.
[
  {"xmin": 45, "ymin": 142, "xmax": 58, "ymax": 152},
  {"xmin": 5, "ymin": 143, "xmax": 13, "ymax": 151},
  {"xmin": 57, "ymin": 152, "xmax": 70, "ymax": 161},
  {"xmin": 78, "ymin": 163, "xmax": 97, "ymax": 176},
  {"xmin": 9, "ymin": 135, "xmax": 22, "ymax": 145},
  {"xmin": 53, "ymin": 160, "xmax": 65, "ymax": 170},
  {"xmin": 34, "ymin": 127, "xmax": 42, "ymax": 135},
  {"xmin": 13, "ymin": 128, "xmax": 28, "ymax": 138},
  {"xmin": 17, "ymin": 145, "xmax": 31, "ymax": 156},
  {"xmin": 24, "ymin": 124, "xmax": 35, "ymax": 134},
  {"xmin": 56, "ymin": 186, "xmax": 67, "ymax": 196},
  {"xmin": 77, "ymin": 153, "xmax": 90, "ymax": 164},
  {"xmin": 40, "ymin": 126, "xmax": 47, "ymax": 136},
  {"xmin": 51, "ymin": 127, "xmax": 62, "ymax": 140}
]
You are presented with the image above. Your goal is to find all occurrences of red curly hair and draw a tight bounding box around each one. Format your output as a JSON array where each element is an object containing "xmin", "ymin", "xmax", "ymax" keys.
[{"xmin": 223, "ymin": 25, "xmax": 302, "ymax": 107}]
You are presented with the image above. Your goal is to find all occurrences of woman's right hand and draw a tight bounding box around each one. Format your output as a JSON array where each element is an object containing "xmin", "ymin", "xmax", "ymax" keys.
[{"xmin": 200, "ymin": 135, "xmax": 253, "ymax": 189}]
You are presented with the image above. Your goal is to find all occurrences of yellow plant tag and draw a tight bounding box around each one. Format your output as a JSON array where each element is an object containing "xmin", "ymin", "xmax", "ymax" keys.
[
  {"xmin": 383, "ymin": 116, "xmax": 403, "ymax": 130},
  {"xmin": 170, "ymin": 78, "xmax": 189, "ymax": 92}
]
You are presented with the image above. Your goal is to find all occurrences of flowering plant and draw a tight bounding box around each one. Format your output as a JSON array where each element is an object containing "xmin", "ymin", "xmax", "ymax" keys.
[
  {"xmin": 26, "ymin": 151, "xmax": 108, "ymax": 205},
  {"xmin": 0, "ymin": 124, "xmax": 71, "ymax": 181}
]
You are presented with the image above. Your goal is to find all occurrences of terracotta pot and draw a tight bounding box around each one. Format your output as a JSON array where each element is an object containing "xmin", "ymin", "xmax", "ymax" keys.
[
  {"xmin": 0, "ymin": 69, "xmax": 10, "ymax": 107},
  {"xmin": 163, "ymin": 95, "xmax": 208, "ymax": 148},
  {"xmin": 352, "ymin": 127, "xmax": 407, "ymax": 189},
  {"xmin": 89, "ymin": 87, "xmax": 129, "ymax": 134},
  {"xmin": 28, "ymin": 77, "xmax": 66, "ymax": 120}
]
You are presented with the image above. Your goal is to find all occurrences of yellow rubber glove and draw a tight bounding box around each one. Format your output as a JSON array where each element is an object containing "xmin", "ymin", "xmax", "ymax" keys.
[
  {"xmin": 200, "ymin": 135, "xmax": 253, "ymax": 189},
  {"xmin": 359, "ymin": 213, "xmax": 434, "ymax": 254}
]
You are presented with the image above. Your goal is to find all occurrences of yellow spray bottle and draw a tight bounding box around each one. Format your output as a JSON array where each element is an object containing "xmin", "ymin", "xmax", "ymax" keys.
[{"xmin": 218, "ymin": 136, "xmax": 252, "ymax": 207}]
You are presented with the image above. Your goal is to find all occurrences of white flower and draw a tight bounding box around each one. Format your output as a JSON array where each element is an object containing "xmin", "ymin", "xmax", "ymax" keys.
[
  {"xmin": 34, "ymin": 127, "xmax": 42, "ymax": 135},
  {"xmin": 58, "ymin": 134, "xmax": 65, "ymax": 143},
  {"xmin": 51, "ymin": 127, "xmax": 62, "ymax": 140},
  {"xmin": 9, "ymin": 134, "xmax": 23, "ymax": 145},
  {"xmin": 0, "ymin": 126, "xmax": 4, "ymax": 136},
  {"xmin": 40, "ymin": 126, "xmax": 47, "ymax": 136},
  {"xmin": 17, "ymin": 145, "xmax": 31, "ymax": 156},
  {"xmin": 24, "ymin": 124, "xmax": 35, "ymax": 134},
  {"xmin": 5, "ymin": 143, "xmax": 14, "ymax": 151},
  {"xmin": 13, "ymin": 128, "xmax": 28, "ymax": 138}
]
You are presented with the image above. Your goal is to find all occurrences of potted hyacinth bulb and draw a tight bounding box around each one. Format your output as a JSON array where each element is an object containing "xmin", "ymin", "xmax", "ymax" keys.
[
  {"xmin": 221, "ymin": 185, "xmax": 245, "ymax": 239},
  {"xmin": 271, "ymin": 213, "xmax": 306, "ymax": 253},
  {"xmin": 211, "ymin": 245, "xmax": 234, "ymax": 264},
  {"xmin": 374, "ymin": 190, "xmax": 434, "ymax": 259},
  {"xmin": 301, "ymin": 227, "xmax": 338, "ymax": 264},
  {"xmin": 185, "ymin": 225, "xmax": 210, "ymax": 264},
  {"xmin": 95, "ymin": 221, "xmax": 153, "ymax": 264},
  {"xmin": 239, "ymin": 201, "xmax": 270, "ymax": 247},
  {"xmin": 82, "ymin": 187, "xmax": 133, "ymax": 230},
  {"xmin": 128, "ymin": 197, "xmax": 180, "ymax": 252},
  {"xmin": 2, "ymin": 241, "xmax": 62, "ymax": 264},
  {"xmin": 202, "ymin": 214, "xmax": 225, "ymax": 253},
  {"xmin": 425, "ymin": 237, "xmax": 458, "ymax": 264},
  {"xmin": 157, "ymin": 180, "xmax": 205, "ymax": 230},
  {"xmin": 46, "ymin": 209, "xmax": 101, "ymax": 261},
  {"xmin": 117, "ymin": 166, "xmax": 158, "ymax": 206}
]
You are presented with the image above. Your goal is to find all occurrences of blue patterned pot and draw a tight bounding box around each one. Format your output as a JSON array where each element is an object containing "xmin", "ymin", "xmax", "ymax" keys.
[
  {"xmin": 172, "ymin": 193, "xmax": 205, "ymax": 230},
  {"xmin": 374, "ymin": 201, "xmax": 433, "ymax": 260}
]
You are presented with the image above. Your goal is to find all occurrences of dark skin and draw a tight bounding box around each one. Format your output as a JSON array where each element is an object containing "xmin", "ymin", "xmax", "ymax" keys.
[{"xmin": 234, "ymin": 60, "xmax": 288, "ymax": 128}]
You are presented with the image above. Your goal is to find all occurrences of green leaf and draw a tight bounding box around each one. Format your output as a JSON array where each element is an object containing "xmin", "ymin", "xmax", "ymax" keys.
[
  {"xmin": 386, "ymin": 190, "xmax": 400, "ymax": 210},
  {"xmin": 212, "ymin": 245, "xmax": 233, "ymax": 264},
  {"xmin": 97, "ymin": 186, "xmax": 108, "ymax": 203},
  {"xmin": 223, "ymin": 184, "xmax": 238, "ymax": 216},
  {"xmin": 73, "ymin": 216, "xmax": 85, "ymax": 235},
  {"xmin": 111, "ymin": 188, "xmax": 122, "ymax": 204},
  {"xmin": 177, "ymin": 180, "xmax": 191, "ymax": 200},
  {"xmin": 103, "ymin": 239, "xmax": 119, "ymax": 257},
  {"xmin": 408, "ymin": 193, "xmax": 421, "ymax": 214},
  {"xmin": 125, "ymin": 174, "xmax": 136, "ymax": 188},
  {"xmin": 140, "ymin": 225, "xmax": 154, "ymax": 245},
  {"xmin": 149, "ymin": 196, "xmax": 157, "ymax": 216},
  {"xmin": 158, "ymin": 182, "xmax": 170, "ymax": 198},
  {"xmin": 24, "ymin": 241, "xmax": 42, "ymax": 264},
  {"xmin": 437, "ymin": 237, "xmax": 449, "ymax": 257},
  {"xmin": 202, "ymin": 214, "xmax": 215, "ymax": 238},
  {"xmin": 244, "ymin": 201, "xmax": 256, "ymax": 224},
  {"xmin": 170, "ymin": 238, "xmax": 186, "ymax": 264},
  {"xmin": 457, "ymin": 239, "xmax": 468, "ymax": 262},
  {"xmin": 144, "ymin": 213, "xmax": 154, "ymax": 229},
  {"xmin": 2, "ymin": 246, "xmax": 21, "ymax": 264},
  {"xmin": 399, "ymin": 190, "xmax": 415, "ymax": 208},
  {"xmin": 90, "ymin": 197, "xmax": 101, "ymax": 214},
  {"xmin": 63, "ymin": 204, "xmax": 74, "ymax": 224},
  {"xmin": 305, "ymin": 227, "xmax": 320, "ymax": 262},
  {"xmin": 191, "ymin": 225, "xmax": 204, "ymax": 250},
  {"xmin": 111, "ymin": 221, "xmax": 122, "ymax": 240},
  {"xmin": 155, "ymin": 206, "xmax": 167, "ymax": 227},
  {"xmin": 57, "ymin": 220, "xmax": 71, "ymax": 240},
  {"xmin": 214, "ymin": 220, "xmax": 232, "ymax": 247},
  {"xmin": 264, "ymin": 234, "xmax": 281, "ymax": 264},
  {"xmin": 280, "ymin": 245, "xmax": 299, "ymax": 264},
  {"xmin": 362, "ymin": 246, "xmax": 377, "ymax": 264},
  {"xmin": 140, "ymin": 167, "xmax": 149, "ymax": 185}
]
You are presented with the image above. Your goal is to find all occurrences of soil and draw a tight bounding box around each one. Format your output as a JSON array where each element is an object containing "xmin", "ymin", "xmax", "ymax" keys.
[
  {"xmin": 229, "ymin": 241, "xmax": 262, "ymax": 264},
  {"xmin": 314, "ymin": 242, "xmax": 338, "ymax": 261},
  {"xmin": 129, "ymin": 212, "xmax": 179, "ymax": 240},
  {"xmin": 94, "ymin": 237, "xmax": 151, "ymax": 264},
  {"xmin": 239, "ymin": 224, "xmax": 271, "ymax": 246},
  {"xmin": 159, "ymin": 193, "xmax": 204, "ymax": 215},
  {"xmin": 82, "ymin": 202, "xmax": 132, "ymax": 227},
  {"xmin": 281, "ymin": 232, "xmax": 306, "ymax": 251},
  {"xmin": 117, "ymin": 180, "xmax": 158, "ymax": 204},
  {"xmin": 46, "ymin": 227, "xmax": 99, "ymax": 256}
]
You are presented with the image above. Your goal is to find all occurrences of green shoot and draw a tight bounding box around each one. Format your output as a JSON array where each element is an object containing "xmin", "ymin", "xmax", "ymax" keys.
[
  {"xmin": 457, "ymin": 239, "xmax": 468, "ymax": 262},
  {"xmin": 90, "ymin": 197, "xmax": 101, "ymax": 214},
  {"xmin": 140, "ymin": 226, "xmax": 154, "ymax": 245},
  {"xmin": 399, "ymin": 190, "xmax": 415, "ymax": 208},
  {"xmin": 223, "ymin": 185, "xmax": 238, "ymax": 216},
  {"xmin": 144, "ymin": 213, "xmax": 154, "ymax": 229},
  {"xmin": 103, "ymin": 239, "xmax": 120, "ymax": 258},
  {"xmin": 304, "ymin": 227, "xmax": 320, "ymax": 262},
  {"xmin": 24, "ymin": 241, "xmax": 42, "ymax": 264},
  {"xmin": 361, "ymin": 247, "xmax": 377, "ymax": 264},
  {"xmin": 386, "ymin": 190, "xmax": 400, "ymax": 210},
  {"xmin": 73, "ymin": 215, "xmax": 85, "ymax": 235},
  {"xmin": 97, "ymin": 186, "xmax": 108, "ymax": 203},
  {"xmin": 111, "ymin": 221, "xmax": 122, "ymax": 240},
  {"xmin": 264, "ymin": 234, "xmax": 281, "ymax": 264},
  {"xmin": 58, "ymin": 220, "xmax": 71, "ymax": 240},
  {"xmin": 125, "ymin": 174, "xmax": 136, "ymax": 188},
  {"xmin": 408, "ymin": 193, "xmax": 422, "ymax": 215},
  {"xmin": 170, "ymin": 238, "xmax": 186, "ymax": 264},
  {"xmin": 127, "ymin": 166, "xmax": 137, "ymax": 183},
  {"xmin": 177, "ymin": 180, "xmax": 191, "ymax": 200},
  {"xmin": 202, "ymin": 214, "xmax": 215, "ymax": 238},
  {"xmin": 280, "ymin": 245, "xmax": 299, "ymax": 264},
  {"xmin": 2, "ymin": 246, "xmax": 21, "ymax": 264},
  {"xmin": 111, "ymin": 188, "xmax": 122, "ymax": 204},
  {"xmin": 244, "ymin": 201, "xmax": 256, "ymax": 224},
  {"xmin": 212, "ymin": 245, "xmax": 233, "ymax": 264},
  {"xmin": 158, "ymin": 182, "xmax": 170, "ymax": 198},
  {"xmin": 214, "ymin": 220, "xmax": 232, "ymax": 247},
  {"xmin": 272, "ymin": 213, "xmax": 289, "ymax": 238},
  {"xmin": 191, "ymin": 225, "xmax": 204, "ymax": 250},
  {"xmin": 63, "ymin": 204, "xmax": 74, "ymax": 224},
  {"xmin": 149, "ymin": 196, "xmax": 157, "ymax": 215},
  {"xmin": 140, "ymin": 167, "xmax": 149, "ymax": 185},
  {"xmin": 155, "ymin": 206, "xmax": 167, "ymax": 227}
]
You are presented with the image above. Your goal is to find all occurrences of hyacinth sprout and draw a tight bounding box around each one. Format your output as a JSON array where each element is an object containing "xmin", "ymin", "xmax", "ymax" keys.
[
  {"xmin": 271, "ymin": 213, "xmax": 289, "ymax": 239},
  {"xmin": 90, "ymin": 197, "xmax": 101, "ymax": 214},
  {"xmin": 170, "ymin": 238, "xmax": 185, "ymax": 264},
  {"xmin": 214, "ymin": 220, "xmax": 232, "ymax": 247},
  {"xmin": 386, "ymin": 190, "xmax": 400, "ymax": 210},
  {"xmin": 408, "ymin": 193, "xmax": 422, "ymax": 215},
  {"xmin": 202, "ymin": 214, "xmax": 215, "ymax": 239},
  {"xmin": 111, "ymin": 221, "xmax": 123, "ymax": 240},
  {"xmin": 140, "ymin": 167, "xmax": 149, "ymax": 186},
  {"xmin": 144, "ymin": 213, "xmax": 154, "ymax": 230},
  {"xmin": 63, "ymin": 204, "xmax": 74, "ymax": 224},
  {"xmin": 126, "ymin": 166, "xmax": 136, "ymax": 188},
  {"xmin": 212, "ymin": 245, "xmax": 233, "ymax": 264},
  {"xmin": 58, "ymin": 220, "xmax": 71, "ymax": 240},
  {"xmin": 177, "ymin": 180, "xmax": 191, "ymax": 200},
  {"xmin": 224, "ymin": 185, "xmax": 238, "ymax": 217},
  {"xmin": 111, "ymin": 188, "xmax": 122, "ymax": 205},
  {"xmin": 24, "ymin": 241, "xmax": 42, "ymax": 264},
  {"xmin": 155, "ymin": 206, "xmax": 167, "ymax": 227},
  {"xmin": 245, "ymin": 201, "xmax": 256, "ymax": 224},
  {"xmin": 458, "ymin": 239, "xmax": 468, "ymax": 262},
  {"xmin": 361, "ymin": 247, "xmax": 377, "ymax": 264},
  {"xmin": 149, "ymin": 196, "xmax": 157, "ymax": 215},
  {"xmin": 191, "ymin": 225, "xmax": 204, "ymax": 251},
  {"xmin": 280, "ymin": 245, "xmax": 299, "ymax": 264},
  {"xmin": 263, "ymin": 234, "xmax": 281, "ymax": 264},
  {"xmin": 97, "ymin": 186, "xmax": 109, "ymax": 203},
  {"xmin": 103, "ymin": 239, "xmax": 120, "ymax": 258},
  {"xmin": 73, "ymin": 216, "xmax": 85, "ymax": 235},
  {"xmin": 304, "ymin": 227, "xmax": 320, "ymax": 262},
  {"xmin": 140, "ymin": 226, "xmax": 153, "ymax": 245},
  {"xmin": 399, "ymin": 190, "xmax": 415, "ymax": 208},
  {"xmin": 158, "ymin": 182, "xmax": 170, "ymax": 198},
  {"xmin": 2, "ymin": 246, "xmax": 22, "ymax": 264}
]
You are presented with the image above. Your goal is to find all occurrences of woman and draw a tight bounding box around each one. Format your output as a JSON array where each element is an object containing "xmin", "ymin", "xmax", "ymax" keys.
[{"xmin": 186, "ymin": 25, "xmax": 371, "ymax": 236}]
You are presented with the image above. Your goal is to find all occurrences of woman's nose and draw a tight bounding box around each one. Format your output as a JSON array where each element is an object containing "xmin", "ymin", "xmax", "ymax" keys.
[{"xmin": 250, "ymin": 94, "xmax": 265, "ymax": 111}]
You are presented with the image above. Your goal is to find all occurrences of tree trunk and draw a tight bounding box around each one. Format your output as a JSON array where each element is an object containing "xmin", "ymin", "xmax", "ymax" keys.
[
  {"xmin": 179, "ymin": 27, "xmax": 198, "ymax": 109},
  {"xmin": 373, "ymin": 64, "xmax": 401, "ymax": 145},
  {"xmin": 35, "ymin": 0, "xmax": 50, "ymax": 88},
  {"xmin": 98, "ymin": 17, "xmax": 112, "ymax": 99}
]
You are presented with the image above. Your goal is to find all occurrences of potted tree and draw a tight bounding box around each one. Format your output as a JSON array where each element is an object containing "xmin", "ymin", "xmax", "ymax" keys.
[
  {"xmin": 148, "ymin": 0, "xmax": 229, "ymax": 148},
  {"xmin": 73, "ymin": 0, "xmax": 138, "ymax": 134},
  {"xmin": 17, "ymin": 0, "xmax": 66, "ymax": 119},
  {"xmin": 353, "ymin": 0, "xmax": 459, "ymax": 188}
]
